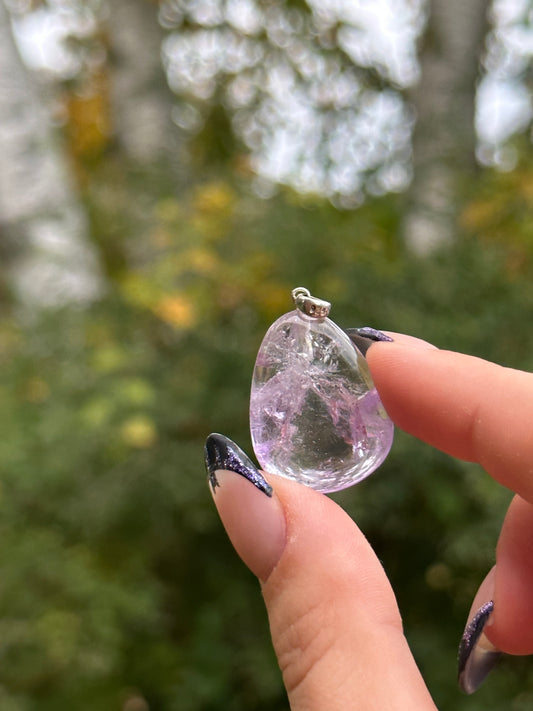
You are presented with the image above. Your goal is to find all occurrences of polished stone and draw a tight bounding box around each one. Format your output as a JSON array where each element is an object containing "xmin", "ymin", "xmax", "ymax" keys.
[{"xmin": 250, "ymin": 309, "xmax": 393, "ymax": 493}]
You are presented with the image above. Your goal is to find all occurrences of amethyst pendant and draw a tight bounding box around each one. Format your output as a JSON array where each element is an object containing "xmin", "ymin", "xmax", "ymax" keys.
[{"xmin": 250, "ymin": 288, "xmax": 393, "ymax": 493}]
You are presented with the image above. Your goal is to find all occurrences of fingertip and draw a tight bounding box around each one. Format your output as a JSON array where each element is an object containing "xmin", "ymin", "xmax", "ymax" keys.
[
  {"xmin": 391, "ymin": 334, "xmax": 439, "ymax": 349},
  {"xmin": 458, "ymin": 599, "xmax": 500, "ymax": 694},
  {"xmin": 205, "ymin": 434, "xmax": 286, "ymax": 581},
  {"xmin": 365, "ymin": 341, "xmax": 440, "ymax": 435},
  {"xmin": 369, "ymin": 333, "xmax": 439, "ymax": 351},
  {"xmin": 206, "ymin": 442, "xmax": 437, "ymax": 710},
  {"xmin": 491, "ymin": 496, "xmax": 533, "ymax": 654},
  {"xmin": 209, "ymin": 469, "xmax": 287, "ymax": 581},
  {"xmin": 365, "ymin": 337, "xmax": 440, "ymax": 406},
  {"xmin": 365, "ymin": 345, "xmax": 487, "ymax": 463},
  {"xmin": 261, "ymin": 472, "xmax": 403, "ymax": 625},
  {"xmin": 467, "ymin": 567, "xmax": 496, "ymax": 625},
  {"xmin": 260, "ymin": 475, "xmax": 436, "ymax": 710}
]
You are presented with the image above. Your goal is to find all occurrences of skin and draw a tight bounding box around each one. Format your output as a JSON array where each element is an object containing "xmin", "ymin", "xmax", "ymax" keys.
[
  {"xmin": 210, "ymin": 334, "xmax": 533, "ymax": 710},
  {"xmin": 368, "ymin": 335, "xmax": 533, "ymax": 656}
]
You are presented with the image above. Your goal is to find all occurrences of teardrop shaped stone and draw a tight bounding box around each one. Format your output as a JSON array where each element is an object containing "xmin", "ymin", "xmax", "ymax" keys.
[{"xmin": 250, "ymin": 309, "xmax": 393, "ymax": 493}]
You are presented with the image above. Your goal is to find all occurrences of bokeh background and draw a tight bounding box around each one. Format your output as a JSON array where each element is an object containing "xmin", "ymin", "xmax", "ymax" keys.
[{"xmin": 1, "ymin": 0, "xmax": 533, "ymax": 708}]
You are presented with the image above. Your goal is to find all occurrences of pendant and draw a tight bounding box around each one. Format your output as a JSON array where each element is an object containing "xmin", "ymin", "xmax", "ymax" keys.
[{"xmin": 250, "ymin": 287, "xmax": 393, "ymax": 493}]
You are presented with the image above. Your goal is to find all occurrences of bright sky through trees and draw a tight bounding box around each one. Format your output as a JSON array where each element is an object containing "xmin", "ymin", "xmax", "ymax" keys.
[{"xmin": 10, "ymin": 0, "xmax": 533, "ymax": 193}]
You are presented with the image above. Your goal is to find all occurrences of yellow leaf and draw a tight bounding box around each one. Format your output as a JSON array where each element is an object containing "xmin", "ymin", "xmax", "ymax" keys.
[
  {"xmin": 154, "ymin": 294, "xmax": 196, "ymax": 328},
  {"xmin": 182, "ymin": 247, "xmax": 219, "ymax": 275},
  {"xmin": 460, "ymin": 199, "xmax": 501, "ymax": 232},
  {"xmin": 192, "ymin": 181, "xmax": 235, "ymax": 215},
  {"xmin": 255, "ymin": 282, "xmax": 289, "ymax": 317},
  {"xmin": 120, "ymin": 416, "xmax": 157, "ymax": 449},
  {"xmin": 65, "ymin": 69, "xmax": 111, "ymax": 163}
]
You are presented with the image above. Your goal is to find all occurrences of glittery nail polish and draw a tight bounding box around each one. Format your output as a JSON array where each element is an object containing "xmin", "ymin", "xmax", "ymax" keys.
[
  {"xmin": 458, "ymin": 600, "xmax": 502, "ymax": 694},
  {"xmin": 345, "ymin": 327, "xmax": 394, "ymax": 357},
  {"xmin": 205, "ymin": 433, "xmax": 272, "ymax": 496}
]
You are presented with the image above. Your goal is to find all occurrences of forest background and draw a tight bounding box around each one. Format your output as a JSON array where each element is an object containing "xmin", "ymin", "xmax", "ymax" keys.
[{"xmin": 1, "ymin": 0, "xmax": 533, "ymax": 709}]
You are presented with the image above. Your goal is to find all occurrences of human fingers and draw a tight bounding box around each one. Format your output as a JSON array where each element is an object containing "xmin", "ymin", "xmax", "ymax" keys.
[
  {"xmin": 366, "ymin": 339, "xmax": 533, "ymax": 692},
  {"xmin": 345, "ymin": 327, "xmax": 437, "ymax": 356},
  {"xmin": 458, "ymin": 495, "xmax": 533, "ymax": 692},
  {"xmin": 493, "ymin": 496, "xmax": 533, "ymax": 654},
  {"xmin": 366, "ymin": 341, "xmax": 533, "ymax": 503},
  {"xmin": 457, "ymin": 567, "xmax": 499, "ymax": 694},
  {"xmin": 205, "ymin": 434, "xmax": 438, "ymax": 711}
]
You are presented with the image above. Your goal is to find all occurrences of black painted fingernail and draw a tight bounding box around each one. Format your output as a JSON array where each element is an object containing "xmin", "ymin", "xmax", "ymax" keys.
[
  {"xmin": 458, "ymin": 600, "xmax": 502, "ymax": 694},
  {"xmin": 204, "ymin": 433, "xmax": 273, "ymax": 497},
  {"xmin": 345, "ymin": 327, "xmax": 394, "ymax": 356}
]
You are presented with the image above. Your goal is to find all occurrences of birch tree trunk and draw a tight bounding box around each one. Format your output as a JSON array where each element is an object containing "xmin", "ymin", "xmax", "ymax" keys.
[
  {"xmin": 403, "ymin": 0, "xmax": 490, "ymax": 256},
  {"xmin": 83, "ymin": 0, "xmax": 183, "ymax": 277},
  {"xmin": 107, "ymin": 0, "xmax": 178, "ymax": 168},
  {"xmin": 0, "ymin": 0, "xmax": 102, "ymax": 306}
]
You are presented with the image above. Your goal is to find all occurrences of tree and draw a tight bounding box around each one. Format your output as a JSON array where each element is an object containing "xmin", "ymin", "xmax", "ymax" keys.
[
  {"xmin": 0, "ymin": 0, "xmax": 101, "ymax": 306},
  {"xmin": 403, "ymin": 0, "xmax": 490, "ymax": 255},
  {"xmin": 107, "ymin": 0, "xmax": 177, "ymax": 166}
]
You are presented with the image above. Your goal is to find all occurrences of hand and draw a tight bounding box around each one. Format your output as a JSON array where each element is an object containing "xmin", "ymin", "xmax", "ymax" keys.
[{"xmin": 204, "ymin": 335, "xmax": 533, "ymax": 710}]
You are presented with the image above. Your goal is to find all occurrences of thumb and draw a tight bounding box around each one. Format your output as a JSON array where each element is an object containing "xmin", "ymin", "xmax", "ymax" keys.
[{"xmin": 205, "ymin": 434, "xmax": 437, "ymax": 711}]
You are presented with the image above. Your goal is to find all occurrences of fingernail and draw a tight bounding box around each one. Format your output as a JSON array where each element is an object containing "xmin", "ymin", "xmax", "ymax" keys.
[
  {"xmin": 458, "ymin": 600, "xmax": 502, "ymax": 694},
  {"xmin": 345, "ymin": 327, "xmax": 393, "ymax": 356},
  {"xmin": 205, "ymin": 432, "xmax": 272, "ymax": 496},
  {"xmin": 204, "ymin": 433, "xmax": 286, "ymax": 581}
]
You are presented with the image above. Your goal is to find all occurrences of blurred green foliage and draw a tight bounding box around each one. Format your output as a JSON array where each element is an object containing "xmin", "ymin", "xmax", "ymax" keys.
[
  {"xmin": 3, "ymin": 1, "xmax": 533, "ymax": 708},
  {"xmin": 3, "ymin": 143, "xmax": 533, "ymax": 708}
]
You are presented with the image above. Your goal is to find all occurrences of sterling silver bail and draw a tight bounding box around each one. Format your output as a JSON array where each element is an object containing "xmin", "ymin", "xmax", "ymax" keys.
[{"xmin": 291, "ymin": 287, "xmax": 331, "ymax": 319}]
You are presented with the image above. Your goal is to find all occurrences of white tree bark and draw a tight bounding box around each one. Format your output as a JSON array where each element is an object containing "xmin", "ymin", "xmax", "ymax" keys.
[
  {"xmin": 404, "ymin": 0, "xmax": 490, "ymax": 256},
  {"xmin": 0, "ymin": 0, "xmax": 102, "ymax": 306},
  {"xmin": 107, "ymin": 0, "xmax": 177, "ymax": 166}
]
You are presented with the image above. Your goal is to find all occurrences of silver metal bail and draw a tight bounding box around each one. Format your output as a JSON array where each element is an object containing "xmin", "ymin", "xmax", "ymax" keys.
[{"xmin": 291, "ymin": 287, "xmax": 331, "ymax": 319}]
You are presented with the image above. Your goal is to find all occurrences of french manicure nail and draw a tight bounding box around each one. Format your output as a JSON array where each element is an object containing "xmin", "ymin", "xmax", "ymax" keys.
[
  {"xmin": 204, "ymin": 433, "xmax": 285, "ymax": 580},
  {"xmin": 458, "ymin": 600, "xmax": 502, "ymax": 694},
  {"xmin": 205, "ymin": 432, "xmax": 272, "ymax": 496},
  {"xmin": 345, "ymin": 327, "xmax": 393, "ymax": 356}
]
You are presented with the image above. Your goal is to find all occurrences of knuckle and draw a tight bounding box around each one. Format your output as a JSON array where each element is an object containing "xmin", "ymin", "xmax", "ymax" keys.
[{"xmin": 273, "ymin": 595, "xmax": 339, "ymax": 695}]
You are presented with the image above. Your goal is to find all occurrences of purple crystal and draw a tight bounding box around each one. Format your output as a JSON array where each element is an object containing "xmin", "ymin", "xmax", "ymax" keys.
[{"xmin": 250, "ymin": 309, "xmax": 393, "ymax": 493}]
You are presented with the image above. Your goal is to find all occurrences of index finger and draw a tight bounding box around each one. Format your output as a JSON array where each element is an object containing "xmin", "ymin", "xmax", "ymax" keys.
[{"xmin": 367, "ymin": 341, "xmax": 533, "ymax": 503}]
